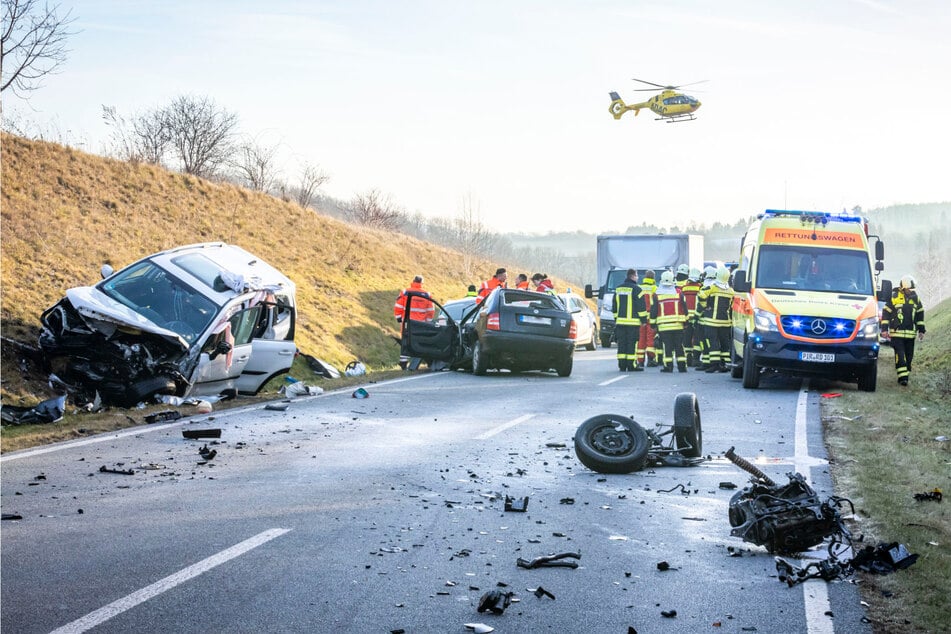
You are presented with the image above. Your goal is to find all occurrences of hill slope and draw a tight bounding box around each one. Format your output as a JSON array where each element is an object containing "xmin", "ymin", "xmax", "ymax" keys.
[{"xmin": 0, "ymin": 133, "xmax": 534, "ymax": 373}]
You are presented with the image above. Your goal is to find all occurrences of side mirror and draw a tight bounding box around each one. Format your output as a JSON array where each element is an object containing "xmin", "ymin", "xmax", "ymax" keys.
[
  {"xmin": 875, "ymin": 261, "xmax": 884, "ymax": 272},
  {"xmin": 209, "ymin": 340, "xmax": 233, "ymax": 360},
  {"xmin": 100, "ymin": 264, "xmax": 114, "ymax": 279},
  {"xmin": 875, "ymin": 240, "xmax": 884, "ymax": 262},
  {"xmin": 877, "ymin": 279, "xmax": 892, "ymax": 302},
  {"xmin": 732, "ymin": 270, "xmax": 750, "ymax": 293},
  {"xmin": 584, "ymin": 284, "xmax": 596, "ymax": 299}
]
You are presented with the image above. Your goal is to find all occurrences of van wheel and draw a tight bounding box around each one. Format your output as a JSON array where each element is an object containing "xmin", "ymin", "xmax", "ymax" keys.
[
  {"xmin": 472, "ymin": 339, "xmax": 488, "ymax": 375},
  {"xmin": 673, "ymin": 392, "xmax": 702, "ymax": 458},
  {"xmin": 600, "ymin": 332, "xmax": 613, "ymax": 348},
  {"xmin": 857, "ymin": 364, "xmax": 877, "ymax": 392},
  {"xmin": 742, "ymin": 341, "xmax": 760, "ymax": 389},
  {"xmin": 574, "ymin": 414, "xmax": 649, "ymax": 474},
  {"xmin": 730, "ymin": 343, "xmax": 743, "ymax": 379}
]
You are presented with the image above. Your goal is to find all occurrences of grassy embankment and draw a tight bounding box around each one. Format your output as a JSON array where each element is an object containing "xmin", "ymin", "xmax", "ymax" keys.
[
  {"xmin": 823, "ymin": 297, "xmax": 950, "ymax": 634},
  {"xmin": 0, "ymin": 133, "xmax": 575, "ymax": 451}
]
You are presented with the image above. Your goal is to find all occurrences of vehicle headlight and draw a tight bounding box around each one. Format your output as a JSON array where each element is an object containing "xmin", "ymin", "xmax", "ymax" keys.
[
  {"xmin": 753, "ymin": 308, "xmax": 779, "ymax": 332},
  {"xmin": 857, "ymin": 316, "xmax": 879, "ymax": 339}
]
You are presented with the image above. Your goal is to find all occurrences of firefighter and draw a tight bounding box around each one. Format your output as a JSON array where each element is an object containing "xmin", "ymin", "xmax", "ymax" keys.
[
  {"xmin": 680, "ymin": 268, "xmax": 703, "ymax": 366},
  {"xmin": 514, "ymin": 273, "xmax": 530, "ymax": 290},
  {"xmin": 611, "ymin": 269, "xmax": 647, "ymax": 371},
  {"xmin": 881, "ymin": 275, "xmax": 926, "ymax": 386},
  {"xmin": 696, "ymin": 267, "xmax": 734, "ymax": 373},
  {"xmin": 674, "ymin": 263, "xmax": 690, "ymax": 289},
  {"xmin": 394, "ymin": 276, "xmax": 436, "ymax": 370},
  {"xmin": 650, "ymin": 270, "xmax": 689, "ymax": 372},
  {"xmin": 479, "ymin": 268, "xmax": 507, "ymax": 300},
  {"xmin": 636, "ymin": 270, "xmax": 658, "ymax": 367},
  {"xmin": 694, "ymin": 266, "xmax": 717, "ymax": 370}
]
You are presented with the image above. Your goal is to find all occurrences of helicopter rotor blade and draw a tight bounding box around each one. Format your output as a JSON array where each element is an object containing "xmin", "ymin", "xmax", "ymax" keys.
[{"xmin": 631, "ymin": 77, "xmax": 668, "ymax": 89}]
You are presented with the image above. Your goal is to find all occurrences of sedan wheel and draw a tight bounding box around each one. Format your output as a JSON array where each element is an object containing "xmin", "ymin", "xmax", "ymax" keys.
[
  {"xmin": 574, "ymin": 414, "xmax": 649, "ymax": 473},
  {"xmin": 472, "ymin": 339, "xmax": 488, "ymax": 375},
  {"xmin": 585, "ymin": 326, "xmax": 598, "ymax": 351}
]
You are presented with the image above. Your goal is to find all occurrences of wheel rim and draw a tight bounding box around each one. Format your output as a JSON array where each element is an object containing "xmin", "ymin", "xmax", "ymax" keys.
[{"xmin": 588, "ymin": 423, "xmax": 636, "ymax": 456}]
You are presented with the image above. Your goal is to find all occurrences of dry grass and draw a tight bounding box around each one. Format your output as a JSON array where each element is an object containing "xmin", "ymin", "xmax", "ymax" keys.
[
  {"xmin": 823, "ymin": 297, "xmax": 951, "ymax": 634},
  {"xmin": 1, "ymin": 132, "xmax": 576, "ymax": 450}
]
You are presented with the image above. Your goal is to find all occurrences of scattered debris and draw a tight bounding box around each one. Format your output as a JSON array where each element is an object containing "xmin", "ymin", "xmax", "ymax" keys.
[
  {"xmin": 1, "ymin": 394, "xmax": 67, "ymax": 425},
  {"xmin": 145, "ymin": 410, "xmax": 182, "ymax": 424},
  {"xmin": 719, "ymin": 481, "xmax": 738, "ymax": 490},
  {"xmin": 776, "ymin": 542, "xmax": 919, "ymax": 587},
  {"xmin": 516, "ymin": 552, "xmax": 580, "ymax": 569},
  {"xmin": 281, "ymin": 378, "xmax": 323, "ymax": 397},
  {"xmin": 545, "ymin": 442, "xmax": 566, "ymax": 448},
  {"xmin": 477, "ymin": 590, "xmax": 514, "ymax": 615},
  {"xmin": 656, "ymin": 561, "xmax": 677, "ymax": 571},
  {"xmin": 301, "ymin": 354, "xmax": 341, "ymax": 379},
  {"xmin": 820, "ymin": 392, "xmax": 842, "ymax": 398},
  {"xmin": 99, "ymin": 465, "xmax": 135, "ymax": 475},
  {"xmin": 344, "ymin": 360, "xmax": 367, "ymax": 377},
  {"xmin": 559, "ymin": 497, "xmax": 575, "ymax": 505},
  {"xmin": 198, "ymin": 445, "xmax": 217, "ymax": 461},
  {"xmin": 182, "ymin": 428, "xmax": 222, "ymax": 439},
  {"xmin": 264, "ymin": 403, "xmax": 290, "ymax": 412},
  {"xmin": 935, "ymin": 436, "xmax": 948, "ymax": 443},
  {"xmin": 504, "ymin": 496, "xmax": 529, "ymax": 512},
  {"xmin": 531, "ymin": 587, "xmax": 555, "ymax": 600},
  {"xmin": 463, "ymin": 624, "xmax": 494, "ymax": 633},
  {"xmin": 2, "ymin": 513, "xmax": 24, "ymax": 520},
  {"xmin": 352, "ymin": 388, "xmax": 369, "ymax": 399},
  {"xmin": 913, "ymin": 488, "xmax": 942, "ymax": 502},
  {"xmin": 661, "ymin": 610, "xmax": 677, "ymax": 618},
  {"xmin": 657, "ymin": 483, "xmax": 694, "ymax": 494}
]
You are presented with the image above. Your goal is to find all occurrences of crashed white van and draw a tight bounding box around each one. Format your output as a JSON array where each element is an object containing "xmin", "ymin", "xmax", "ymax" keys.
[{"xmin": 39, "ymin": 242, "xmax": 297, "ymax": 407}]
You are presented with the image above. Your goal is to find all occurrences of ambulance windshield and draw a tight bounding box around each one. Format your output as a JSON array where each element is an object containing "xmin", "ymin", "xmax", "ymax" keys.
[{"xmin": 756, "ymin": 246, "xmax": 873, "ymax": 295}]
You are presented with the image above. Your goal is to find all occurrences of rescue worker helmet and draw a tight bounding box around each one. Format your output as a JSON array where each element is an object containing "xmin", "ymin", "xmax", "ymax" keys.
[
  {"xmin": 900, "ymin": 275, "xmax": 915, "ymax": 289},
  {"xmin": 716, "ymin": 267, "xmax": 731, "ymax": 284},
  {"xmin": 703, "ymin": 266, "xmax": 716, "ymax": 280},
  {"xmin": 660, "ymin": 270, "xmax": 675, "ymax": 285},
  {"xmin": 688, "ymin": 267, "xmax": 702, "ymax": 282},
  {"xmin": 676, "ymin": 263, "xmax": 689, "ymax": 276}
]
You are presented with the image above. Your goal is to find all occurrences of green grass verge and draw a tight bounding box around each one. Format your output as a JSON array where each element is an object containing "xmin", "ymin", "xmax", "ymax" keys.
[{"xmin": 823, "ymin": 297, "xmax": 951, "ymax": 634}]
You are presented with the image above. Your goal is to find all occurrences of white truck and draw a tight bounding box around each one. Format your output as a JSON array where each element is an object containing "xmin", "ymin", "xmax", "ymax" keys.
[{"xmin": 584, "ymin": 234, "xmax": 704, "ymax": 347}]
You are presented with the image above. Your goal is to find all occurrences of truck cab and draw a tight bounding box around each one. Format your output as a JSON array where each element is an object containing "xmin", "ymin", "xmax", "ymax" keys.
[{"xmin": 730, "ymin": 210, "xmax": 888, "ymax": 392}]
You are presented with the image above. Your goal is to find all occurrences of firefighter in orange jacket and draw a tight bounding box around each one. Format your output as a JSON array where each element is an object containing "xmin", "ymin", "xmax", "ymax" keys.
[
  {"xmin": 394, "ymin": 275, "xmax": 435, "ymax": 323},
  {"xmin": 650, "ymin": 270, "xmax": 689, "ymax": 372},
  {"xmin": 479, "ymin": 268, "xmax": 507, "ymax": 300},
  {"xmin": 636, "ymin": 270, "xmax": 658, "ymax": 367}
]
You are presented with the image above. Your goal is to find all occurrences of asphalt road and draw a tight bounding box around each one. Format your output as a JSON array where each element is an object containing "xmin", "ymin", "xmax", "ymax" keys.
[{"xmin": 1, "ymin": 349, "xmax": 872, "ymax": 634}]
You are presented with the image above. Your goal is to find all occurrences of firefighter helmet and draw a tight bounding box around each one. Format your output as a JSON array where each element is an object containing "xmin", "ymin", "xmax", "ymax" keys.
[
  {"xmin": 676, "ymin": 263, "xmax": 689, "ymax": 276},
  {"xmin": 716, "ymin": 267, "xmax": 731, "ymax": 284},
  {"xmin": 900, "ymin": 275, "xmax": 915, "ymax": 289},
  {"xmin": 689, "ymin": 267, "xmax": 702, "ymax": 282},
  {"xmin": 703, "ymin": 266, "xmax": 716, "ymax": 280},
  {"xmin": 660, "ymin": 270, "xmax": 675, "ymax": 285}
]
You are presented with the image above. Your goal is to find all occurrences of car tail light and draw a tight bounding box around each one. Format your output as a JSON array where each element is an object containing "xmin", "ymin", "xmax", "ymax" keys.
[
  {"xmin": 487, "ymin": 313, "xmax": 500, "ymax": 330},
  {"xmin": 569, "ymin": 320, "xmax": 577, "ymax": 339}
]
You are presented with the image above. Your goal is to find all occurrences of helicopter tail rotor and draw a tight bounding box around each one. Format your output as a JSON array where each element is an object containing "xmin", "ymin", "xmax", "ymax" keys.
[{"xmin": 608, "ymin": 91, "xmax": 638, "ymax": 120}]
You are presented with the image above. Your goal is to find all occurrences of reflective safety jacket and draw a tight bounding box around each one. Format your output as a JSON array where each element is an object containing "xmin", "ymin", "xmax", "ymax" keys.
[
  {"xmin": 650, "ymin": 288, "xmax": 688, "ymax": 331},
  {"xmin": 612, "ymin": 279, "xmax": 647, "ymax": 326},
  {"xmin": 882, "ymin": 289, "xmax": 926, "ymax": 338},
  {"xmin": 696, "ymin": 284, "xmax": 734, "ymax": 327},
  {"xmin": 535, "ymin": 279, "xmax": 556, "ymax": 295},
  {"xmin": 478, "ymin": 277, "xmax": 506, "ymax": 300},
  {"xmin": 394, "ymin": 282, "xmax": 435, "ymax": 322},
  {"xmin": 680, "ymin": 282, "xmax": 701, "ymax": 313},
  {"xmin": 516, "ymin": 281, "xmax": 530, "ymax": 290},
  {"xmin": 640, "ymin": 277, "xmax": 657, "ymax": 314}
]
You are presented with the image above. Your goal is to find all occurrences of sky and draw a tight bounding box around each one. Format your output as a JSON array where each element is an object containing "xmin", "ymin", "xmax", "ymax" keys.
[{"xmin": 5, "ymin": 0, "xmax": 951, "ymax": 234}]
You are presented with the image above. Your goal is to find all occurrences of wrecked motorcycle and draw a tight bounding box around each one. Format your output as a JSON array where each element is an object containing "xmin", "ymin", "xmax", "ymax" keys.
[{"xmin": 573, "ymin": 392, "xmax": 703, "ymax": 474}]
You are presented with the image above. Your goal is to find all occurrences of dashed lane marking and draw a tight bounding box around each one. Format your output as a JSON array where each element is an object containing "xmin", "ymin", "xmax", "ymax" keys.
[{"xmin": 473, "ymin": 414, "xmax": 535, "ymax": 440}]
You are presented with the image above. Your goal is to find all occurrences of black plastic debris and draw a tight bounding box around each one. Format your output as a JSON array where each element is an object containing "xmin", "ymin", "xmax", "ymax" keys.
[
  {"xmin": 182, "ymin": 428, "xmax": 222, "ymax": 439},
  {"xmin": 661, "ymin": 610, "xmax": 677, "ymax": 618},
  {"xmin": 657, "ymin": 483, "xmax": 691, "ymax": 494},
  {"xmin": 504, "ymin": 496, "xmax": 529, "ymax": 512},
  {"xmin": 719, "ymin": 481, "xmax": 738, "ymax": 490},
  {"xmin": 532, "ymin": 587, "xmax": 555, "ymax": 600},
  {"xmin": 198, "ymin": 445, "xmax": 217, "ymax": 461},
  {"xmin": 516, "ymin": 552, "xmax": 581, "ymax": 569},
  {"xmin": 913, "ymin": 489, "xmax": 942, "ymax": 502},
  {"xmin": 477, "ymin": 590, "xmax": 513, "ymax": 615},
  {"xmin": 2, "ymin": 513, "xmax": 24, "ymax": 520},
  {"xmin": 264, "ymin": 403, "xmax": 289, "ymax": 412},
  {"xmin": 852, "ymin": 542, "xmax": 919, "ymax": 574},
  {"xmin": 145, "ymin": 410, "xmax": 182, "ymax": 424},
  {"xmin": 656, "ymin": 561, "xmax": 676, "ymax": 571},
  {"xmin": 559, "ymin": 497, "xmax": 575, "ymax": 505},
  {"xmin": 301, "ymin": 354, "xmax": 341, "ymax": 379},
  {"xmin": 775, "ymin": 542, "xmax": 919, "ymax": 587},
  {"xmin": 99, "ymin": 465, "xmax": 134, "ymax": 475},
  {"xmin": 1, "ymin": 394, "xmax": 67, "ymax": 425}
]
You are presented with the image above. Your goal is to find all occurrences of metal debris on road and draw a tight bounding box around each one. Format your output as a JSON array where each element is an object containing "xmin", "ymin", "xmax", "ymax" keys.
[
  {"xmin": 264, "ymin": 403, "xmax": 289, "ymax": 411},
  {"xmin": 477, "ymin": 590, "xmax": 513, "ymax": 615},
  {"xmin": 2, "ymin": 513, "xmax": 24, "ymax": 520},
  {"xmin": 144, "ymin": 410, "xmax": 182, "ymax": 424},
  {"xmin": 516, "ymin": 552, "xmax": 580, "ymax": 569},
  {"xmin": 182, "ymin": 428, "xmax": 222, "ymax": 439},
  {"xmin": 463, "ymin": 624, "xmax": 494, "ymax": 633},
  {"xmin": 531, "ymin": 586, "xmax": 555, "ymax": 600},
  {"xmin": 504, "ymin": 496, "xmax": 529, "ymax": 512},
  {"xmin": 198, "ymin": 444, "xmax": 217, "ymax": 461},
  {"xmin": 99, "ymin": 465, "xmax": 134, "ymax": 475}
]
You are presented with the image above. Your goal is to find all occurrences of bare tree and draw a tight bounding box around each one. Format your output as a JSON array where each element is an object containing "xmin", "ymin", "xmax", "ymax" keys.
[
  {"xmin": 1, "ymin": 0, "xmax": 75, "ymax": 97},
  {"xmin": 233, "ymin": 138, "xmax": 281, "ymax": 191},
  {"xmin": 348, "ymin": 188, "xmax": 405, "ymax": 230},
  {"xmin": 163, "ymin": 95, "xmax": 238, "ymax": 178},
  {"xmin": 452, "ymin": 193, "xmax": 495, "ymax": 277},
  {"xmin": 296, "ymin": 162, "xmax": 330, "ymax": 209},
  {"xmin": 102, "ymin": 105, "xmax": 169, "ymax": 165}
]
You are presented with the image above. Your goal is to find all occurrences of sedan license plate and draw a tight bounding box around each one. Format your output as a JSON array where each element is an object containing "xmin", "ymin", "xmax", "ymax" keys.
[
  {"xmin": 800, "ymin": 352, "xmax": 835, "ymax": 362},
  {"xmin": 518, "ymin": 314, "xmax": 551, "ymax": 326}
]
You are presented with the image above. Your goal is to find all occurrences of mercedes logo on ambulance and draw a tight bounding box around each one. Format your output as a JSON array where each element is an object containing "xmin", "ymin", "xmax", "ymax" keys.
[{"xmin": 810, "ymin": 319, "xmax": 828, "ymax": 335}]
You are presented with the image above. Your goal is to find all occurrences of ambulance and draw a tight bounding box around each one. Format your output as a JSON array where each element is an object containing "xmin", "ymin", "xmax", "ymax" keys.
[{"xmin": 731, "ymin": 209, "xmax": 889, "ymax": 391}]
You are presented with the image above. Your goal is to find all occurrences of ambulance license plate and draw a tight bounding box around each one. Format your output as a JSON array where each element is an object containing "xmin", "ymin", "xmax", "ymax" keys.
[{"xmin": 800, "ymin": 352, "xmax": 834, "ymax": 362}]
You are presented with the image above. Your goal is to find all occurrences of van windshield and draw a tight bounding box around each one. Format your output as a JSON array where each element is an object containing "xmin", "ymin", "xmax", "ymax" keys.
[
  {"xmin": 99, "ymin": 261, "xmax": 217, "ymax": 343},
  {"xmin": 755, "ymin": 245, "xmax": 873, "ymax": 295}
]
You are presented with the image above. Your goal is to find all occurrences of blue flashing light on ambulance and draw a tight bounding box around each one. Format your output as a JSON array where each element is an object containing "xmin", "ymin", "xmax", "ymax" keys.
[{"xmin": 730, "ymin": 209, "xmax": 890, "ymax": 392}]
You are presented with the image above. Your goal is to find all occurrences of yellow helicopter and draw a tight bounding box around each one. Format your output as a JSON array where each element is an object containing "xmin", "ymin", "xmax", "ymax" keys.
[{"xmin": 609, "ymin": 78, "xmax": 705, "ymax": 122}]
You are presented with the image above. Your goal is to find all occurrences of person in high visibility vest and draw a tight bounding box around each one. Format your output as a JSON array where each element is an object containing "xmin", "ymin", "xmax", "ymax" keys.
[
  {"xmin": 680, "ymin": 268, "xmax": 703, "ymax": 366},
  {"xmin": 394, "ymin": 276, "xmax": 435, "ymax": 370},
  {"xmin": 650, "ymin": 270, "xmax": 689, "ymax": 372},
  {"xmin": 465, "ymin": 284, "xmax": 479, "ymax": 298},
  {"xmin": 514, "ymin": 273, "xmax": 530, "ymax": 290},
  {"xmin": 636, "ymin": 270, "xmax": 658, "ymax": 367},
  {"xmin": 696, "ymin": 267, "xmax": 734, "ymax": 373},
  {"xmin": 881, "ymin": 275, "xmax": 926, "ymax": 386},
  {"xmin": 611, "ymin": 269, "xmax": 647, "ymax": 372},
  {"xmin": 479, "ymin": 268, "xmax": 507, "ymax": 300},
  {"xmin": 694, "ymin": 266, "xmax": 717, "ymax": 370}
]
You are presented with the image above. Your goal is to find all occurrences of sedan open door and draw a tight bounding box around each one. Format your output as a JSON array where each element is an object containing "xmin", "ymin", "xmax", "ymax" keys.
[{"xmin": 399, "ymin": 292, "xmax": 470, "ymax": 364}]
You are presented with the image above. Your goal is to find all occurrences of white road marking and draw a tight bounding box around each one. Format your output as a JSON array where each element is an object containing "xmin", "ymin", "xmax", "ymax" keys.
[
  {"xmin": 473, "ymin": 414, "xmax": 535, "ymax": 440},
  {"xmin": 49, "ymin": 528, "xmax": 291, "ymax": 634},
  {"xmin": 598, "ymin": 375, "xmax": 628, "ymax": 386},
  {"xmin": 794, "ymin": 380, "xmax": 834, "ymax": 634}
]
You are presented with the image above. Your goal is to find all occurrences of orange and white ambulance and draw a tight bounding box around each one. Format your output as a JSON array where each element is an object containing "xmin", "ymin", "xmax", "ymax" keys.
[{"xmin": 731, "ymin": 209, "xmax": 888, "ymax": 391}]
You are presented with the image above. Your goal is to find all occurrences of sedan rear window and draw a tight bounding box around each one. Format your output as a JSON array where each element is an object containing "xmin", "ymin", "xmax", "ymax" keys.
[{"xmin": 501, "ymin": 291, "xmax": 561, "ymax": 310}]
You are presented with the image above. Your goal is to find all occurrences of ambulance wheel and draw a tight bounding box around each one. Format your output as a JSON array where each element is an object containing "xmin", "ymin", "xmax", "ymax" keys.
[
  {"xmin": 574, "ymin": 414, "xmax": 649, "ymax": 474},
  {"xmin": 742, "ymin": 341, "xmax": 760, "ymax": 389},
  {"xmin": 857, "ymin": 364, "xmax": 877, "ymax": 392},
  {"xmin": 673, "ymin": 392, "xmax": 702, "ymax": 458},
  {"xmin": 730, "ymin": 344, "xmax": 743, "ymax": 379}
]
